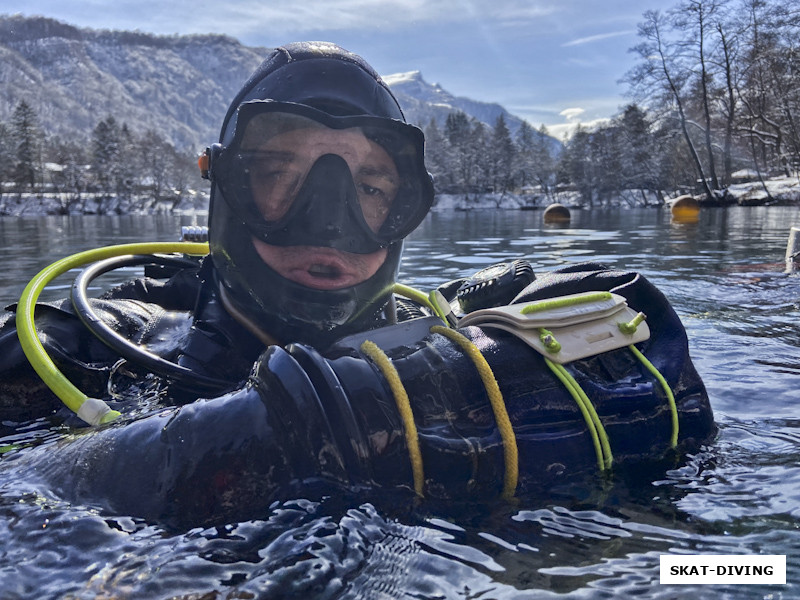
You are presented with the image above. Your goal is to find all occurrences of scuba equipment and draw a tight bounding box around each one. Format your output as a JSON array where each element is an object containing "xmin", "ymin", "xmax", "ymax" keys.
[
  {"xmin": 70, "ymin": 254, "xmax": 229, "ymax": 394},
  {"xmin": 458, "ymin": 291, "xmax": 650, "ymax": 364},
  {"xmin": 456, "ymin": 259, "xmax": 536, "ymax": 313},
  {"xmin": 12, "ymin": 237, "xmax": 714, "ymax": 526},
  {"xmin": 15, "ymin": 241, "xmax": 209, "ymax": 426},
  {"xmin": 208, "ymin": 100, "xmax": 432, "ymax": 253},
  {"xmin": 30, "ymin": 262, "xmax": 715, "ymax": 527},
  {"xmin": 206, "ymin": 42, "xmax": 434, "ymax": 347}
]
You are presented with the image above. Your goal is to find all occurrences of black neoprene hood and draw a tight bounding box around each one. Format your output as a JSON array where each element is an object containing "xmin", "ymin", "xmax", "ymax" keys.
[
  {"xmin": 207, "ymin": 42, "xmax": 433, "ymax": 347},
  {"xmin": 219, "ymin": 42, "xmax": 406, "ymax": 140}
]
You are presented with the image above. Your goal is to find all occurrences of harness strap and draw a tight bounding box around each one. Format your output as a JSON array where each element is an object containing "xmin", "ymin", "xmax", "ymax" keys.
[
  {"xmin": 431, "ymin": 325, "xmax": 518, "ymax": 500},
  {"xmin": 360, "ymin": 340, "xmax": 425, "ymax": 497}
]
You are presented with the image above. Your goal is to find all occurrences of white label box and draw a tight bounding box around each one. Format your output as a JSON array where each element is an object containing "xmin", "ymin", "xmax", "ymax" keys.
[{"xmin": 660, "ymin": 554, "xmax": 786, "ymax": 585}]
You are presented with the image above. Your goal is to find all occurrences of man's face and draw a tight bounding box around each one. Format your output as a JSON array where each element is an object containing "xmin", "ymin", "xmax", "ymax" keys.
[{"xmin": 247, "ymin": 126, "xmax": 400, "ymax": 290}]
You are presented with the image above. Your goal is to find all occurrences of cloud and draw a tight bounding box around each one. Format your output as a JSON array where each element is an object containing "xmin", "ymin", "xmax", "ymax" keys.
[
  {"xmin": 561, "ymin": 29, "xmax": 634, "ymax": 47},
  {"xmin": 559, "ymin": 107, "xmax": 585, "ymax": 122},
  {"xmin": 141, "ymin": 0, "xmax": 562, "ymax": 37},
  {"xmin": 11, "ymin": 0, "xmax": 651, "ymax": 139},
  {"xmin": 549, "ymin": 116, "xmax": 611, "ymax": 140},
  {"xmin": 547, "ymin": 108, "xmax": 613, "ymax": 139}
]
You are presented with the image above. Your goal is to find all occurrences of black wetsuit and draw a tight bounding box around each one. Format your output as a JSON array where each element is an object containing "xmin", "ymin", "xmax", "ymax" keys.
[{"xmin": 0, "ymin": 262, "xmax": 716, "ymax": 528}]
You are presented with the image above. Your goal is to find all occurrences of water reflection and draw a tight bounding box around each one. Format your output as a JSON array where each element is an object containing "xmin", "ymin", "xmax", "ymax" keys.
[{"xmin": 0, "ymin": 207, "xmax": 799, "ymax": 598}]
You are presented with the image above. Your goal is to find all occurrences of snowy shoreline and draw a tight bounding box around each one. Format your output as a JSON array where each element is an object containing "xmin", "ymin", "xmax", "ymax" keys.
[
  {"xmin": 434, "ymin": 175, "xmax": 800, "ymax": 211},
  {"xmin": 1, "ymin": 176, "xmax": 798, "ymax": 216}
]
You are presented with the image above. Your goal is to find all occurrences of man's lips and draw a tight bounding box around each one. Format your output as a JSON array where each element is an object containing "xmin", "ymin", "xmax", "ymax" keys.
[
  {"xmin": 280, "ymin": 249, "xmax": 363, "ymax": 290},
  {"xmin": 252, "ymin": 239, "xmax": 388, "ymax": 291}
]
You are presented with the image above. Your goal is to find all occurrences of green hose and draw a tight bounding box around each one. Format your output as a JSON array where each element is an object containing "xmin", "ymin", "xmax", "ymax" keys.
[{"xmin": 16, "ymin": 241, "xmax": 210, "ymax": 426}]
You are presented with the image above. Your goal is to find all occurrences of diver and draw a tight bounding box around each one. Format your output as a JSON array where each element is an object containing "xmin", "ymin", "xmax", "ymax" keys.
[
  {"xmin": 0, "ymin": 41, "xmax": 434, "ymax": 416},
  {"xmin": 0, "ymin": 42, "xmax": 715, "ymax": 528}
]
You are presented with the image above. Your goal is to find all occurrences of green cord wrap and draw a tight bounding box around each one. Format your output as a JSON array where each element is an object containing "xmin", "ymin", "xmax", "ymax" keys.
[
  {"xmin": 619, "ymin": 312, "xmax": 647, "ymax": 335},
  {"xmin": 391, "ymin": 284, "xmax": 679, "ymax": 471},
  {"xmin": 538, "ymin": 328, "xmax": 562, "ymax": 353},
  {"xmin": 16, "ymin": 241, "xmax": 210, "ymax": 426},
  {"xmin": 545, "ymin": 358, "xmax": 613, "ymax": 471},
  {"xmin": 628, "ymin": 344, "xmax": 679, "ymax": 448},
  {"xmin": 521, "ymin": 291, "xmax": 612, "ymax": 315}
]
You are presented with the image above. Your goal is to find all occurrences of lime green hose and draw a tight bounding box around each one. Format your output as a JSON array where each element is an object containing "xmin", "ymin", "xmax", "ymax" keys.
[{"xmin": 16, "ymin": 241, "xmax": 209, "ymax": 426}]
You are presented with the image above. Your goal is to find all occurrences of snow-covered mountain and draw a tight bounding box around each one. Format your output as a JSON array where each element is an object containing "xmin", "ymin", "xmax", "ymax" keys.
[
  {"xmin": 0, "ymin": 14, "xmax": 557, "ymax": 151},
  {"xmin": 385, "ymin": 70, "xmax": 526, "ymax": 133},
  {"xmin": 0, "ymin": 15, "xmax": 266, "ymax": 149}
]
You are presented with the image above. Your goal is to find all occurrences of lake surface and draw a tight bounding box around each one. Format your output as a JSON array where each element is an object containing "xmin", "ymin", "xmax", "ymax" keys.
[{"xmin": 0, "ymin": 206, "xmax": 798, "ymax": 598}]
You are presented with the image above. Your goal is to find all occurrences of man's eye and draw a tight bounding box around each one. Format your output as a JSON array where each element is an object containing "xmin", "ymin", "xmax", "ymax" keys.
[
  {"xmin": 360, "ymin": 183, "xmax": 386, "ymax": 197},
  {"xmin": 249, "ymin": 159, "xmax": 285, "ymax": 177}
]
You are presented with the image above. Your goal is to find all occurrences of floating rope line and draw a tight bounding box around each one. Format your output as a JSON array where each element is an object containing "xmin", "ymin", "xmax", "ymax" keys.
[
  {"xmin": 360, "ymin": 340, "xmax": 425, "ymax": 497},
  {"xmin": 431, "ymin": 325, "xmax": 518, "ymax": 500}
]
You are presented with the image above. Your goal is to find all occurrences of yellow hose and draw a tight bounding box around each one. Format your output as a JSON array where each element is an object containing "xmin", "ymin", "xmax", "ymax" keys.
[
  {"xmin": 360, "ymin": 339, "xmax": 425, "ymax": 496},
  {"xmin": 16, "ymin": 242, "xmax": 209, "ymax": 426},
  {"xmin": 430, "ymin": 325, "xmax": 519, "ymax": 499}
]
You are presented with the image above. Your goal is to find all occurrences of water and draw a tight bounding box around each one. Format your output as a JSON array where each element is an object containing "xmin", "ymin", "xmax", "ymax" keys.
[{"xmin": 0, "ymin": 207, "xmax": 798, "ymax": 598}]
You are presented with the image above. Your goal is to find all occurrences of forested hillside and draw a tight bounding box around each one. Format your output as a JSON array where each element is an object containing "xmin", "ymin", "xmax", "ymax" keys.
[{"xmin": 1, "ymin": 1, "xmax": 798, "ymax": 214}]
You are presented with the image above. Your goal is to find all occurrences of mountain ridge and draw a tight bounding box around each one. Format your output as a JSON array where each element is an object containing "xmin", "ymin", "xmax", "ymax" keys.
[
  {"xmin": 0, "ymin": 14, "xmax": 555, "ymax": 151},
  {"xmin": 384, "ymin": 70, "xmax": 530, "ymax": 136}
]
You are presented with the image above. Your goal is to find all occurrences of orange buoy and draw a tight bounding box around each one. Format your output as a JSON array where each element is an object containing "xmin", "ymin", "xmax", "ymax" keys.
[
  {"xmin": 543, "ymin": 203, "xmax": 571, "ymax": 224},
  {"xmin": 670, "ymin": 195, "xmax": 700, "ymax": 222}
]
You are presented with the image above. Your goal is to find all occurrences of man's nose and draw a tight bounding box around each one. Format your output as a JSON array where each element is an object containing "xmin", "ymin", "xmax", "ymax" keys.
[{"xmin": 298, "ymin": 154, "xmax": 358, "ymax": 241}]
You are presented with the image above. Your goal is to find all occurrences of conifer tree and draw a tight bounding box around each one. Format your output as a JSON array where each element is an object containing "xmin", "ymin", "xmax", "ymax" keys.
[
  {"xmin": 514, "ymin": 121, "xmax": 536, "ymax": 189},
  {"xmin": 91, "ymin": 116, "xmax": 122, "ymax": 195},
  {"xmin": 532, "ymin": 125, "xmax": 556, "ymax": 196},
  {"xmin": 490, "ymin": 114, "xmax": 516, "ymax": 194},
  {"xmin": 444, "ymin": 111, "xmax": 475, "ymax": 192},
  {"xmin": 10, "ymin": 101, "xmax": 42, "ymax": 192},
  {"xmin": 115, "ymin": 123, "xmax": 137, "ymax": 199},
  {"xmin": 423, "ymin": 119, "xmax": 451, "ymax": 192},
  {"xmin": 617, "ymin": 104, "xmax": 658, "ymax": 193},
  {"xmin": 48, "ymin": 137, "xmax": 89, "ymax": 212}
]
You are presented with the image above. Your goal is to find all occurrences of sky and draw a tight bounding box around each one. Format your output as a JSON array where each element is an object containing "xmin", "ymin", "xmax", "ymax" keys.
[{"xmin": 6, "ymin": 0, "xmax": 681, "ymax": 139}]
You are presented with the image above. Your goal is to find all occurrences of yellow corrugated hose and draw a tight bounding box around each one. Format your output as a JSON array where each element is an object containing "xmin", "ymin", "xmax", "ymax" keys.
[{"xmin": 16, "ymin": 241, "xmax": 209, "ymax": 426}]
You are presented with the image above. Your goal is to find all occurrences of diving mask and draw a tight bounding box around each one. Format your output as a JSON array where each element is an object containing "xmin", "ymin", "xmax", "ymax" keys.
[{"xmin": 207, "ymin": 100, "xmax": 434, "ymax": 254}]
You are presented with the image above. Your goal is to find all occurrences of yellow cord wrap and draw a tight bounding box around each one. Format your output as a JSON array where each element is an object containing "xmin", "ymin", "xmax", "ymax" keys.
[
  {"xmin": 430, "ymin": 325, "xmax": 518, "ymax": 499},
  {"xmin": 544, "ymin": 358, "xmax": 613, "ymax": 471},
  {"xmin": 360, "ymin": 340, "xmax": 425, "ymax": 497},
  {"xmin": 628, "ymin": 344, "xmax": 679, "ymax": 448},
  {"xmin": 16, "ymin": 241, "xmax": 210, "ymax": 425}
]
